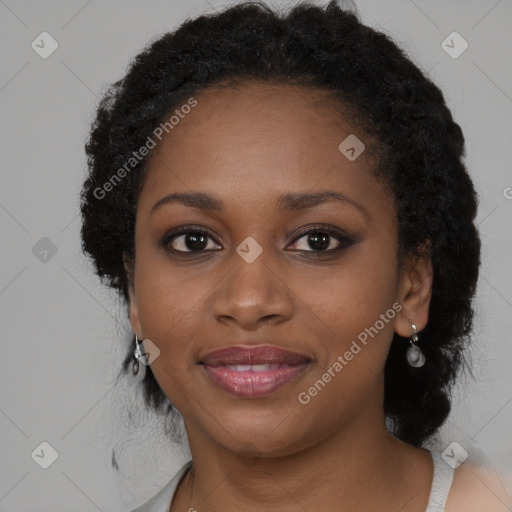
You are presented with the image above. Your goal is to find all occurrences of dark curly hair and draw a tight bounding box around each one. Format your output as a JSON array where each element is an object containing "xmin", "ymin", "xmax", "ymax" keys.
[{"xmin": 80, "ymin": 0, "xmax": 481, "ymax": 448}]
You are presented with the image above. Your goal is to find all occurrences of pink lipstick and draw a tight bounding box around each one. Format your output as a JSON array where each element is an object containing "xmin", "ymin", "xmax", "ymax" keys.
[{"xmin": 199, "ymin": 344, "xmax": 312, "ymax": 398}]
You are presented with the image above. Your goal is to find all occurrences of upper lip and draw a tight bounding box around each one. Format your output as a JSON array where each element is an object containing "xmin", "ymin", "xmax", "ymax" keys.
[{"xmin": 199, "ymin": 344, "xmax": 312, "ymax": 366}]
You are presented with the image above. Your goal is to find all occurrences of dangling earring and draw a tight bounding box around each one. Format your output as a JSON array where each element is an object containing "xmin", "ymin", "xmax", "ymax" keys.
[
  {"xmin": 406, "ymin": 320, "xmax": 425, "ymax": 368},
  {"xmin": 132, "ymin": 335, "xmax": 146, "ymax": 381}
]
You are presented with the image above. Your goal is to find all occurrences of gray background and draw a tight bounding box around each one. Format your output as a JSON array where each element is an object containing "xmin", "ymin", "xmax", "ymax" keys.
[{"xmin": 1, "ymin": 0, "xmax": 511, "ymax": 510}]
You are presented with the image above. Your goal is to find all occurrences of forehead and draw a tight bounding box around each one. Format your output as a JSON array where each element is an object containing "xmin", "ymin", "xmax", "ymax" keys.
[{"xmin": 139, "ymin": 81, "xmax": 383, "ymax": 214}]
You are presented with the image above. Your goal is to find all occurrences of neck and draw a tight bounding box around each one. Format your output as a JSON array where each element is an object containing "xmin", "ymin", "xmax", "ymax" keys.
[{"xmin": 174, "ymin": 414, "xmax": 433, "ymax": 512}]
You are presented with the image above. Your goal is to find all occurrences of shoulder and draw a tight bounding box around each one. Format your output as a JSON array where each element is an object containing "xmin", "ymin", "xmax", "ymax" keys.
[
  {"xmin": 445, "ymin": 462, "xmax": 512, "ymax": 512},
  {"xmin": 128, "ymin": 460, "xmax": 193, "ymax": 512}
]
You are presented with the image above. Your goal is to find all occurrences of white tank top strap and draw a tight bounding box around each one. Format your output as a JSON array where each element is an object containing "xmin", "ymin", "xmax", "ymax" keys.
[{"xmin": 425, "ymin": 450, "xmax": 455, "ymax": 512}]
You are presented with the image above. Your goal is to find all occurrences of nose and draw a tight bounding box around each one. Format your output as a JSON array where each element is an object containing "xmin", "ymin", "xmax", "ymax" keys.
[{"xmin": 210, "ymin": 249, "xmax": 294, "ymax": 330}]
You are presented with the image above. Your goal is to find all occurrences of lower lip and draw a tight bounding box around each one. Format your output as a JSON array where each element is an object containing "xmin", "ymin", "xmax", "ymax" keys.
[{"xmin": 201, "ymin": 363, "xmax": 311, "ymax": 398}]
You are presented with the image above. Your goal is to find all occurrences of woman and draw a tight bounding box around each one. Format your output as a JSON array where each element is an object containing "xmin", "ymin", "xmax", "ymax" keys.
[{"xmin": 80, "ymin": 1, "xmax": 511, "ymax": 510}]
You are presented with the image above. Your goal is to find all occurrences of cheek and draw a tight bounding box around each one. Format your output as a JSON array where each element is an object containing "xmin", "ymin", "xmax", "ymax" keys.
[
  {"xmin": 133, "ymin": 255, "xmax": 206, "ymax": 365},
  {"xmin": 297, "ymin": 267, "xmax": 398, "ymax": 414},
  {"xmin": 297, "ymin": 242, "xmax": 399, "ymax": 342},
  {"xmin": 295, "ymin": 278, "xmax": 397, "ymax": 380},
  {"xmin": 134, "ymin": 271, "xmax": 202, "ymax": 403},
  {"xmin": 293, "ymin": 259, "xmax": 399, "ymax": 420}
]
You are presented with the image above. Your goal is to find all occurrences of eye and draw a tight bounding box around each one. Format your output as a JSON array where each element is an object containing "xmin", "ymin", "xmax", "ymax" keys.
[
  {"xmin": 161, "ymin": 226, "xmax": 221, "ymax": 253},
  {"xmin": 287, "ymin": 225, "xmax": 355, "ymax": 254},
  {"xmin": 160, "ymin": 224, "xmax": 356, "ymax": 256}
]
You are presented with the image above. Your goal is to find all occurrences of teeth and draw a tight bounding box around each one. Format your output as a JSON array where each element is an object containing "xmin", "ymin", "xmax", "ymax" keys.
[
  {"xmin": 252, "ymin": 364, "xmax": 279, "ymax": 371},
  {"xmin": 229, "ymin": 364, "xmax": 252, "ymax": 371},
  {"xmin": 224, "ymin": 364, "xmax": 281, "ymax": 372}
]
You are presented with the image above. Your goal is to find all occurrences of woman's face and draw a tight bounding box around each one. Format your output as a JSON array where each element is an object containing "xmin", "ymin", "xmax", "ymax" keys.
[{"xmin": 127, "ymin": 81, "xmax": 431, "ymax": 456}]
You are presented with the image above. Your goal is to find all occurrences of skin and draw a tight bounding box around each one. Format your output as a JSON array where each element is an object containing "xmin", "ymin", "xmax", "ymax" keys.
[{"xmin": 124, "ymin": 82, "xmax": 510, "ymax": 511}]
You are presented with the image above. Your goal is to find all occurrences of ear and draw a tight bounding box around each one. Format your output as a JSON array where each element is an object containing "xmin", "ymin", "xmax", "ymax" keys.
[
  {"xmin": 394, "ymin": 244, "xmax": 433, "ymax": 338},
  {"xmin": 123, "ymin": 252, "xmax": 142, "ymax": 338}
]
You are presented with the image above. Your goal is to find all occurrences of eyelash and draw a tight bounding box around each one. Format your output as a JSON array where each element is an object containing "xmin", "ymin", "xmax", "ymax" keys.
[{"xmin": 160, "ymin": 224, "xmax": 357, "ymax": 257}]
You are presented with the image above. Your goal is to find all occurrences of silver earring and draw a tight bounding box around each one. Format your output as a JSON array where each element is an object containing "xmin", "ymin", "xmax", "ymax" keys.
[
  {"xmin": 132, "ymin": 335, "xmax": 146, "ymax": 381},
  {"xmin": 406, "ymin": 320, "xmax": 425, "ymax": 368}
]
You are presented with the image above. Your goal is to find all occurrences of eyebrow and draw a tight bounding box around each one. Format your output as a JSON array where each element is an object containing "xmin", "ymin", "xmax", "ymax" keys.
[{"xmin": 150, "ymin": 190, "xmax": 368, "ymax": 217}]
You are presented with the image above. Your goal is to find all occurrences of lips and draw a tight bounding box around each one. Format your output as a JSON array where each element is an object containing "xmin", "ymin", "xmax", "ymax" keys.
[
  {"xmin": 199, "ymin": 344, "xmax": 312, "ymax": 398},
  {"xmin": 200, "ymin": 344, "xmax": 311, "ymax": 366}
]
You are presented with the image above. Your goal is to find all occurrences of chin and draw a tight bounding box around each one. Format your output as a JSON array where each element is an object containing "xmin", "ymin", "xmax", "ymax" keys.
[{"xmin": 205, "ymin": 406, "xmax": 314, "ymax": 455}]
